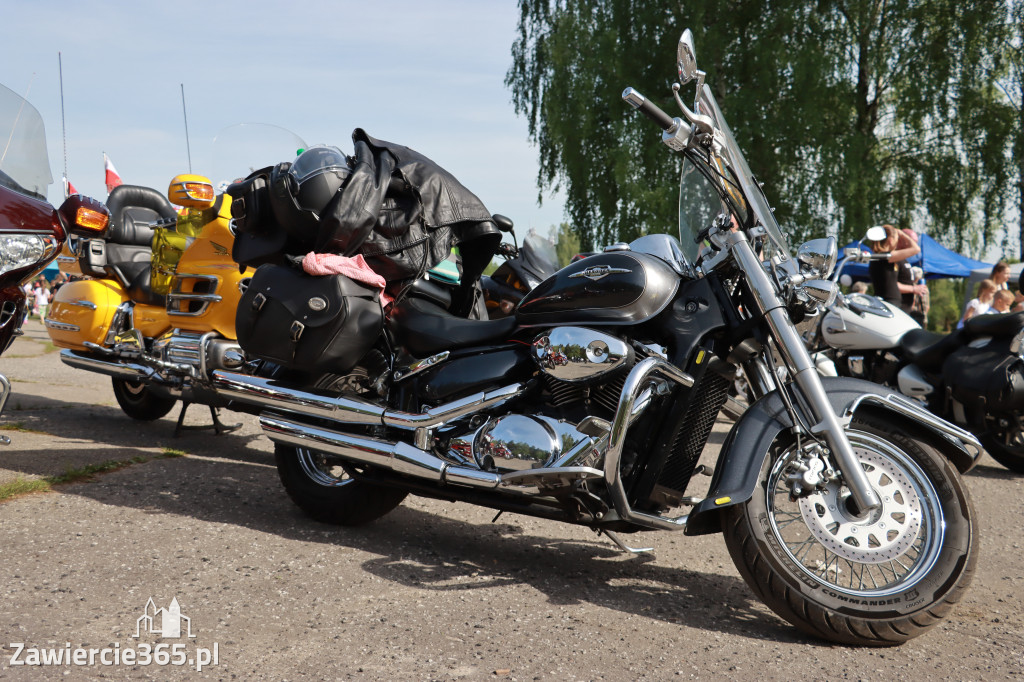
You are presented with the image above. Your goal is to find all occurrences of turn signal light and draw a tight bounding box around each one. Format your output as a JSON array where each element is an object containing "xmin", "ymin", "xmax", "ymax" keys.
[
  {"xmin": 181, "ymin": 182, "xmax": 215, "ymax": 202},
  {"xmin": 168, "ymin": 174, "xmax": 216, "ymax": 208},
  {"xmin": 75, "ymin": 206, "xmax": 110, "ymax": 232},
  {"xmin": 57, "ymin": 194, "xmax": 111, "ymax": 238}
]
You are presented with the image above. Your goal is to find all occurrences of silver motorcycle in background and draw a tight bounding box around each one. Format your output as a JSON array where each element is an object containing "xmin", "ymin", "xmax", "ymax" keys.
[{"xmin": 214, "ymin": 27, "xmax": 981, "ymax": 645}]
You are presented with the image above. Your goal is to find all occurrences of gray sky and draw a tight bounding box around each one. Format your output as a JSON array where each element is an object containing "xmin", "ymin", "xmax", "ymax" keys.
[{"xmin": 1, "ymin": 1, "xmax": 566, "ymax": 235}]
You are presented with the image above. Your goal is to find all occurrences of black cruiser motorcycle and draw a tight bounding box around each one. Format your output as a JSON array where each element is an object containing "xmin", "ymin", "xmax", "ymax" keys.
[{"xmin": 208, "ymin": 29, "xmax": 980, "ymax": 645}]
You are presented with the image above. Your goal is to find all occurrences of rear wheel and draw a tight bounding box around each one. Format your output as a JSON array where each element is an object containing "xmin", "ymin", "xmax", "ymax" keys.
[
  {"xmin": 111, "ymin": 378, "xmax": 176, "ymax": 421},
  {"xmin": 274, "ymin": 358, "xmax": 406, "ymax": 526},
  {"xmin": 722, "ymin": 414, "xmax": 976, "ymax": 646},
  {"xmin": 275, "ymin": 444, "xmax": 407, "ymax": 525}
]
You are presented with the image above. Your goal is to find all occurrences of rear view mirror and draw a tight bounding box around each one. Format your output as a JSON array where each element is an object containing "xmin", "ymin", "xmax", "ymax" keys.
[{"xmin": 677, "ymin": 29, "xmax": 699, "ymax": 84}]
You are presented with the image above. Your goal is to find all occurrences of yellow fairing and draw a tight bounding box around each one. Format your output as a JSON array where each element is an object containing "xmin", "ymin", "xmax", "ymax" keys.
[
  {"xmin": 167, "ymin": 197, "xmax": 243, "ymax": 339},
  {"xmin": 55, "ymin": 238, "xmax": 83, "ymax": 277},
  {"xmin": 46, "ymin": 279, "xmax": 128, "ymax": 349}
]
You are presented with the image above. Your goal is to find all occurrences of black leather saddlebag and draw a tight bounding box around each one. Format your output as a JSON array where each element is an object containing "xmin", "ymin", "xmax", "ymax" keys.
[
  {"xmin": 236, "ymin": 264, "xmax": 383, "ymax": 374},
  {"xmin": 944, "ymin": 340, "xmax": 1024, "ymax": 412}
]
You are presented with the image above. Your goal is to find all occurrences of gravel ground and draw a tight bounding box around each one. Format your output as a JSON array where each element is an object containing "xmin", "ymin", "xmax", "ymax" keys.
[{"xmin": 0, "ymin": 319, "xmax": 1021, "ymax": 680}]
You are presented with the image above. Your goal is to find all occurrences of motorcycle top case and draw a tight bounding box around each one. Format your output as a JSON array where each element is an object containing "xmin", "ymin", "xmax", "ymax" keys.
[{"xmin": 235, "ymin": 264, "xmax": 383, "ymax": 374}]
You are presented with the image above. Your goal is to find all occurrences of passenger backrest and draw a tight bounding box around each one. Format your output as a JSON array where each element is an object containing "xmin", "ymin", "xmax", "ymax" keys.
[{"xmin": 105, "ymin": 185, "xmax": 178, "ymax": 246}]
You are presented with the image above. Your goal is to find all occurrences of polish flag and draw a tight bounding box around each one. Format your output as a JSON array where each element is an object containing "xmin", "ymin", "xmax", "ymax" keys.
[
  {"xmin": 63, "ymin": 177, "xmax": 78, "ymax": 198},
  {"xmin": 104, "ymin": 153, "xmax": 123, "ymax": 193}
]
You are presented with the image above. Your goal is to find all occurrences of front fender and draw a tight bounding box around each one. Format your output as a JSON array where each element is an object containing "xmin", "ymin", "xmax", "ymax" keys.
[{"xmin": 684, "ymin": 376, "xmax": 980, "ymax": 536}]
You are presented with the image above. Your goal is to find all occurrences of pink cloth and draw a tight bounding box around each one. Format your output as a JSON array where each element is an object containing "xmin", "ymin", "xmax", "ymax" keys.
[{"xmin": 302, "ymin": 252, "xmax": 392, "ymax": 306}]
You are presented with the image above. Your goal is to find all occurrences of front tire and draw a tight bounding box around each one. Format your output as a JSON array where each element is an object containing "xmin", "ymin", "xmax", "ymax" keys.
[
  {"xmin": 722, "ymin": 414, "xmax": 976, "ymax": 646},
  {"xmin": 275, "ymin": 444, "xmax": 407, "ymax": 526},
  {"xmin": 111, "ymin": 378, "xmax": 176, "ymax": 421}
]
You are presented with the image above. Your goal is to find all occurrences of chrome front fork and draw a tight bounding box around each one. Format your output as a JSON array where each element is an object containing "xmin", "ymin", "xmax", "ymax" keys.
[{"xmin": 727, "ymin": 233, "xmax": 881, "ymax": 514}]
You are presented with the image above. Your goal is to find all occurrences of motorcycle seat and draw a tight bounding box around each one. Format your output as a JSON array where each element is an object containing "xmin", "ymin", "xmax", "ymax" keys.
[
  {"xmin": 387, "ymin": 296, "xmax": 518, "ymax": 357},
  {"xmin": 964, "ymin": 311, "xmax": 1024, "ymax": 339},
  {"xmin": 900, "ymin": 327, "xmax": 965, "ymax": 371}
]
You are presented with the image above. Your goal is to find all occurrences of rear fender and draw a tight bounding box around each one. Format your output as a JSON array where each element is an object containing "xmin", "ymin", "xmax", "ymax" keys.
[{"xmin": 684, "ymin": 376, "xmax": 980, "ymax": 536}]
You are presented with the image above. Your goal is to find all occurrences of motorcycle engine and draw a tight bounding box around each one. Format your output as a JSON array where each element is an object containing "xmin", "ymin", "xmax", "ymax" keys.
[{"xmin": 152, "ymin": 330, "xmax": 245, "ymax": 374}]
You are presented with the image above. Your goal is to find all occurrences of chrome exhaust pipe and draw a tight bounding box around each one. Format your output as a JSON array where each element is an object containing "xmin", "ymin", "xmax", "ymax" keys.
[
  {"xmin": 261, "ymin": 412, "xmax": 502, "ymax": 489},
  {"xmin": 60, "ymin": 349, "xmax": 154, "ymax": 381},
  {"xmin": 213, "ymin": 370, "xmax": 527, "ymax": 433}
]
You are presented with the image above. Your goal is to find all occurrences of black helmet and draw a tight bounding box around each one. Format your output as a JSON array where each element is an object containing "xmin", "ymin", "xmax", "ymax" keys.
[{"xmin": 267, "ymin": 145, "xmax": 353, "ymax": 253}]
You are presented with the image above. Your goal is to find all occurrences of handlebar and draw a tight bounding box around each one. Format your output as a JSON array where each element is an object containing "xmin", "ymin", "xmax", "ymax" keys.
[
  {"xmin": 498, "ymin": 243, "xmax": 518, "ymax": 259},
  {"xmin": 622, "ymin": 87, "xmax": 677, "ymax": 132}
]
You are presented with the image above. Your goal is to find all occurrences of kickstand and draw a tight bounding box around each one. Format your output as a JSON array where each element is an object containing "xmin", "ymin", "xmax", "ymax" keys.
[
  {"xmin": 599, "ymin": 529, "xmax": 654, "ymax": 555},
  {"xmin": 174, "ymin": 401, "xmax": 243, "ymax": 438}
]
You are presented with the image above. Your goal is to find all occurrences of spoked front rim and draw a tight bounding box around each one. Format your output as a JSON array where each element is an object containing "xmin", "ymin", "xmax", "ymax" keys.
[
  {"xmin": 297, "ymin": 447, "xmax": 354, "ymax": 488},
  {"xmin": 766, "ymin": 431, "xmax": 945, "ymax": 597}
]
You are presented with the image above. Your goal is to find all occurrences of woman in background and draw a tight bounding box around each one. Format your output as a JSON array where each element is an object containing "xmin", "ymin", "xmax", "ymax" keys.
[{"xmin": 868, "ymin": 224, "xmax": 925, "ymax": 314}]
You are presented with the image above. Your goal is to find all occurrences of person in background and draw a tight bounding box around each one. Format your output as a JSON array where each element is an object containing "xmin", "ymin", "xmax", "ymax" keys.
[
  {"xmin": 990, "ymin": 289, "xmax": 1014, "ymax": 314},
  {"xmin": 990, "ymin": 261, "xmax": 1024, "ymax": 307},
  {"xmin": 868, "ymin": 224, "xmax": 925, "ymax": 314},
  {"xmin": 850, "ymin": 281, "xmax": 869, "ymax": 294},
  {"xmin": 31, "ymin": 279, "xmax": 50, "ymax": 320},
  {"xmin": 958, "ymin": 278, "xmax": 996, "ymax": 328},
  {"xmin": 909, "ymin": 265, "xmax": 929, "ymax": 325}
]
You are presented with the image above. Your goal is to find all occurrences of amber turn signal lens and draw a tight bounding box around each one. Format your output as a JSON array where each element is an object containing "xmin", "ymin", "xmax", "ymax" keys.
[
  {"xmin": 181, "ymin": 182, "xmax": 215, "ymax": 202},
  {"xmin": 75, "ymin": 207, "xmax": 110, "ymax": 232}
]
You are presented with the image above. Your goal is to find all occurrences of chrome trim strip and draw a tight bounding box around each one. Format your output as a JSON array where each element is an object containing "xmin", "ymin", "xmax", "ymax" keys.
[
  {"xmin": 393, "ymin": 351, "xmax": 449, "ymax": 382},
  {"xmin": 44, "ymin": 319, "xmax": 81, "ymax": 332},
  {"xmin": 69, "ymin": 300, "xmax": 98, "ymax": 310},
  {"xmin": 847, "ymin": 392, "xmax": 984, "ymax": 459}
]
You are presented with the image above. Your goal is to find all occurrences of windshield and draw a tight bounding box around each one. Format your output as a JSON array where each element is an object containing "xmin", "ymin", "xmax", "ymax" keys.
[
  {"xmin": 520, "ymin": 230, "xmax": 560, "ymax": 281},
  {"xmin": 0, "ymin": 83, "xmax": 52, "ymax": 202},
  {"xmin": 210, "ymin": 123, "xmax": 308, "ymax": 193},
  {"xmin": 678, "ymin": 84, "xmax": 790, "ymax": 266}
]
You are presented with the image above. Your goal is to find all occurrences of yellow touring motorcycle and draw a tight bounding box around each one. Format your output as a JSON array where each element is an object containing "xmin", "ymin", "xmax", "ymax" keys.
[{"xmin": 46, "ymin": 176, "xmax": 249, "ymax": 432}]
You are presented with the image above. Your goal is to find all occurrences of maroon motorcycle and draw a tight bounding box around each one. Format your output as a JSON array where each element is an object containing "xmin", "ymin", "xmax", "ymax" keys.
[{"xmin": 0, "ymin": 82, "xmax": 107, "ymax": 442}]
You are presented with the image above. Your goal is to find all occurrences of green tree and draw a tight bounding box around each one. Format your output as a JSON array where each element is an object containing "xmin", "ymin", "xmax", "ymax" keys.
[
  {"xmin": 507, "ymin": 0, "xmax": 1013, "ymax": 253},
  {"xmin": 554, "ymin": 221, "xmax": 581, "ymax": 266},
  {"xmin": 995, "ymin": 0, "xmax": 1023, "ymax": 258}
]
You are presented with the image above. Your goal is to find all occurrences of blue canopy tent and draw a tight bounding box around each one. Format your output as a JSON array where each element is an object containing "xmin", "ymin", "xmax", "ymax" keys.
[{"xmin": 838, "ymin": 233, "xmax": 992, "ymax": 281}]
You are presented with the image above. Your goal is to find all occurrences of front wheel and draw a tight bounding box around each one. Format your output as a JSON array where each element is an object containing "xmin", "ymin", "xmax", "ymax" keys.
[
  {"xmin": 111, "ymin": 378, "xmax": 176, "ymax": 421},
  {"xmin": 275, "ymin": 444, "xmax": 407, "ymax": 526},
  {"xmin": 722, "ymin": 414, "xmax": 976, "ymax": 646}
]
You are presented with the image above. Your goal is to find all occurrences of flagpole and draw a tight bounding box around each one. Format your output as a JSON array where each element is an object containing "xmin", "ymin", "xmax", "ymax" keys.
[
  {"xmin": 180, "ymin": 83, "xmax": 192, "ymax": 174},
  {"xmin": 59, "ymin": 52, "xmax": 69, "ymax": 198}
]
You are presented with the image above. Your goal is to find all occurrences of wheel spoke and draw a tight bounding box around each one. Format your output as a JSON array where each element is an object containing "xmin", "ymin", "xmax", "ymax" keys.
[{"xmin": 764, "ymin": 430, "xmax": 945, "ymax": 598}]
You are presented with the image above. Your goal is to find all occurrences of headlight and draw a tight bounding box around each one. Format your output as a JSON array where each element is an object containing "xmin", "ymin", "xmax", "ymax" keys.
[
  {"xmin": 800, "ymin": 279, "xmax": 839, "ymax": 308},
  {"xmin": 797, "ymin": 237, "xmax": 838, "ymax": 279},
  {"xmin": 0, "ymin": 233, "xmax": 59, "ymax": 277}
]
